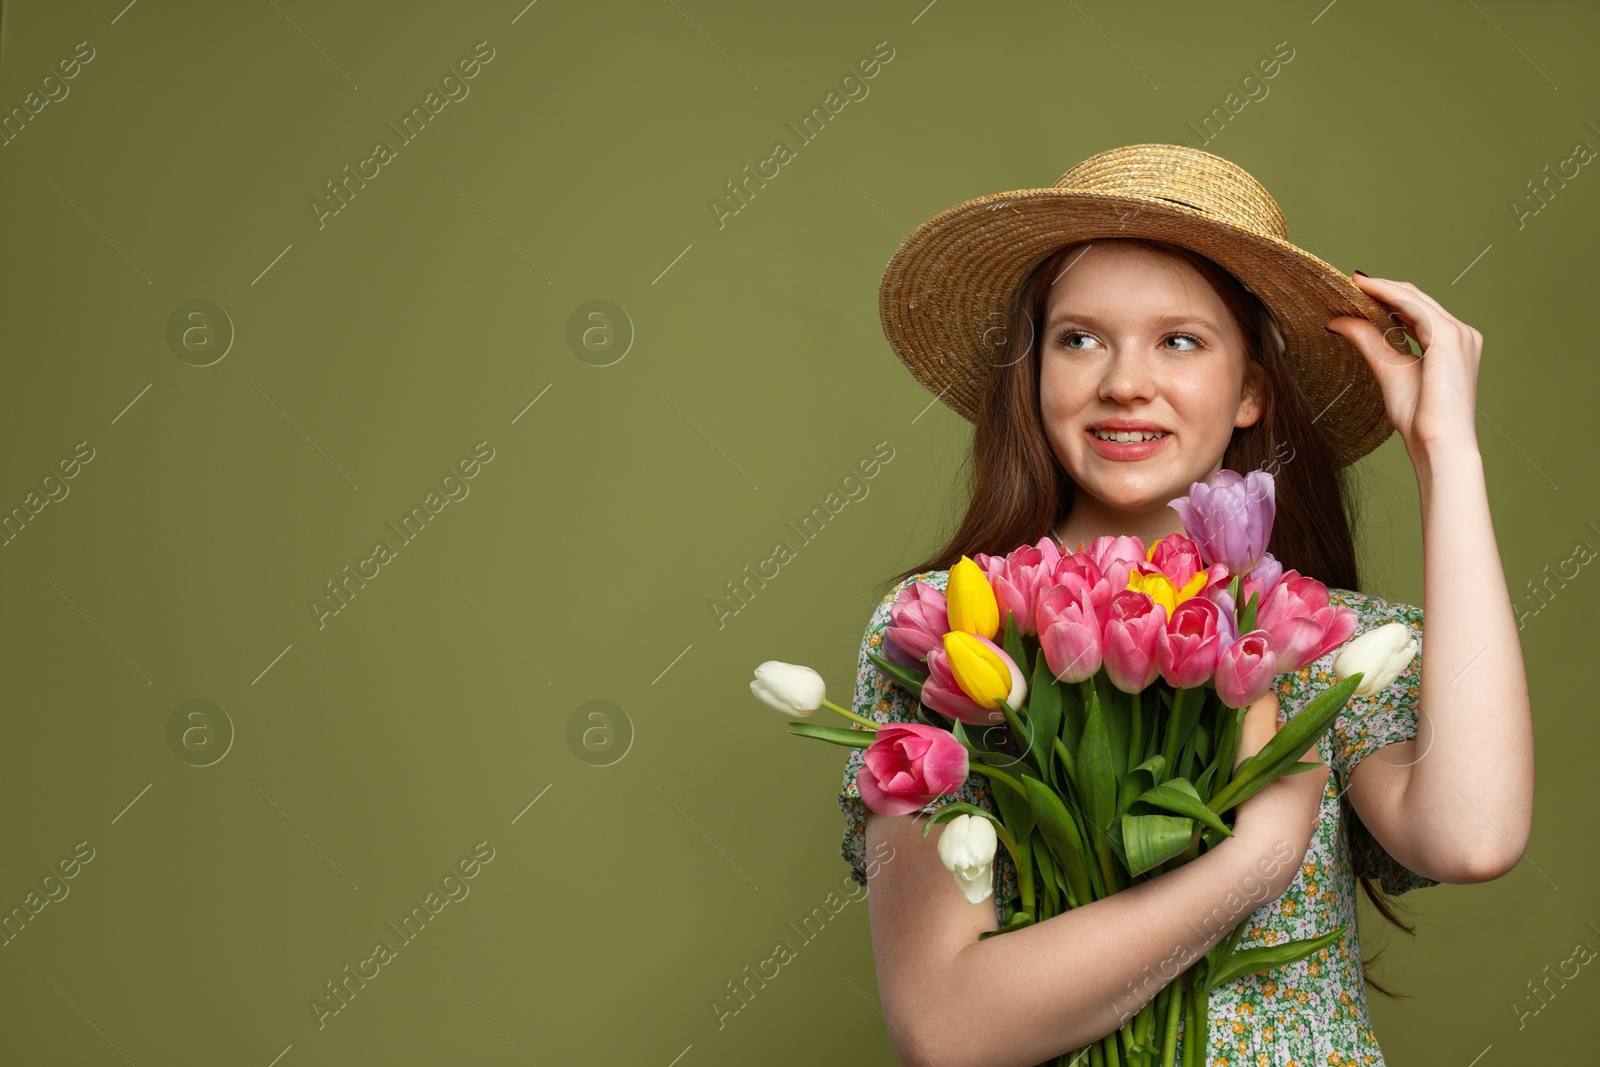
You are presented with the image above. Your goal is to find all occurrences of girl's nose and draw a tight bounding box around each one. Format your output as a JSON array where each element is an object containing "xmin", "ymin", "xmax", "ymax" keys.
[{"xmin": 1098, "ymin": 350, "xmax": 1156, "ymax": 406}]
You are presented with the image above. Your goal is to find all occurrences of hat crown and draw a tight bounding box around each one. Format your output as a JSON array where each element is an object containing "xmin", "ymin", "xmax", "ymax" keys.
[{"xmin": 1052, "ymin": 143, "xmax": 1288, "ymax": 240}]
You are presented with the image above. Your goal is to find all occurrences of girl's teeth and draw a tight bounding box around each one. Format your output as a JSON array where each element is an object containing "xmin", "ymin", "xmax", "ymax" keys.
[{"xmin": 1095, "ymin": 430, "xmax": 1166, "ymax": 443}]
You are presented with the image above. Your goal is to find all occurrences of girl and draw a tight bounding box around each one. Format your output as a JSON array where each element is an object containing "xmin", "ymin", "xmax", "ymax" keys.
[{"xmin": 835, "ymin": 144, "xmax": 1533, "ymax": 1066}]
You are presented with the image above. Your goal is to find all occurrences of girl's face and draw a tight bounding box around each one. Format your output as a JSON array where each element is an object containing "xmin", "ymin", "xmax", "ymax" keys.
[{"xmin": 1039, "ymin": 244, "xmax": 1262, "ymax": 520}]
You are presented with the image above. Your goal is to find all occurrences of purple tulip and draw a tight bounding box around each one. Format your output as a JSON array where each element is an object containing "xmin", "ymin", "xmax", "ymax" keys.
[
  {"xmin": 1037, "ymin": 585, "xmax": 1102, "ymax": 684},
  {"xmin": 1101, "ymin": 590, "xmax": 1166, "ymax": 693},
  {"xmin": 1214, "ymin": 630, "xmax": 1278, "ymax": 709},
  {"xmin": 1168, "ymin": 469, "xmax": 1276, "ymax": 575}
]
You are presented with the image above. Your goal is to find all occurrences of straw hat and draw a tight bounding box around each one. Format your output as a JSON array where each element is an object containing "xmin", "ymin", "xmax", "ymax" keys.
[{"xmin": 878, "ymin": 143, "xmax": 1406, "ymax": 465}]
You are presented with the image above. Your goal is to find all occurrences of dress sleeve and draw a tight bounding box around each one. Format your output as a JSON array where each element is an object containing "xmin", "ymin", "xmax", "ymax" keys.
[
  {"xmin": 836, "ymin": 573, "xmax": 1018, "ymax": 917},
  {"xmin": 1327, "ymin": 593, "xmax": 1440, "ymax": 896}
]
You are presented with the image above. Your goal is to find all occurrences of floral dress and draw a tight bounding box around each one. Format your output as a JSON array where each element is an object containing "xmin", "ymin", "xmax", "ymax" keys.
[{"xmin": 837, "ymin": 569, "xmax": 1437, "ymax": 1066}]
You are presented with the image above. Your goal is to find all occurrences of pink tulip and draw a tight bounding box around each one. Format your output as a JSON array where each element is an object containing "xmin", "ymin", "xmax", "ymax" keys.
[
  {"xmin": 856, "ymin": 722, "xmax": 970, "ymax": 816},
  {"xmin": 1155, "ymin": 596, "xmax": 1233, "ymax": 689},
  {"xmin": 922, "ymin": 645, "xmax": 1010, "ymax": 726},
  {"xmin": 884, "ymin": 581, "xmax": 950, "ymax": 664},
  {"xmin": 878, "ymin": 632, "xmax": 924, "ymax": 674},
  {"xmin": 1148, "ymin": 533, "xmax": 1206, "ymax": 589},
  {"xmin": 1047, "ymin": 552, "xmax": 1114, "ymax": 619},
  {"xmin": 975, "ymin": 538, "xmax": 1060, "ymax": 637},
  {"xmin": 1240, "ymin": 552, "xmax": 1284, "ymax": 610},
  {"xmin": 1037, "ymin": 586, "xmax": 1102, "ymax": 683},
  {"xmin": 1101, "ymin": 590, "xmax": 1166, "ymax": 693},
  {"xmin": 1214, "ymin": 630, "xmax": 1278, "ymax": 708},
  {"xmin": 1255, "ymin": 573, "xmax": 1361, "ymax": 673},
  {"xmin": 1084, "ymin": 535, "xmax": 1147, "ymax": 593}
]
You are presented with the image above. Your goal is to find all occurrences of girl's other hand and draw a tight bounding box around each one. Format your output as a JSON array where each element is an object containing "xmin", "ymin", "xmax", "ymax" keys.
[
  {"xmin": 1326, "ymin": 273, "xmax": 1484, "ymax": 460},
  {"xmin": 1228, "ymin": 690, "xmax": 1329, "ymax": 894}
]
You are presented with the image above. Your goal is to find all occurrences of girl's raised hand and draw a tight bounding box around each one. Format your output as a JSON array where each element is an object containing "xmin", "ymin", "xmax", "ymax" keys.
[{"xmin": 1326, "ymin": 273, "xmax": 1484, "ymax": 460}]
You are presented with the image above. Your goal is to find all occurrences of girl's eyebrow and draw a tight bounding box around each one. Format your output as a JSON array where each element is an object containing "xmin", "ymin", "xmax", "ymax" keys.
[{"xmin": 1045, "ymin": 310, "xmax": 1220, "ymax": 334}]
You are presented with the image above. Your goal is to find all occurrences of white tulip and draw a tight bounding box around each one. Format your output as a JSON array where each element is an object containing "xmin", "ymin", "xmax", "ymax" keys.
[
  {"xmin": 936, "ymin": 814, "xmax": 997, "ymax": 905},
  {"xmin": 1333, "ymin": 622, "xmax": 1419, "ymax": 698},
  {"xmin": 749, "ymin": 661, "xmax": 827, "ymax": 717}
]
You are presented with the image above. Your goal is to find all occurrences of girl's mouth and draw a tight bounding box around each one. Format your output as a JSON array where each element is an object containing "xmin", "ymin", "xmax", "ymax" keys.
[{"xmin": 1085, "ymin": 427, "xmax": 1171, "ymax": 461}]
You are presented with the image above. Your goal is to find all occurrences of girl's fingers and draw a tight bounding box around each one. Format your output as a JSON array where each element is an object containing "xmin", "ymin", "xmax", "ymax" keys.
[
  {"xmin": 1326, "ymin": 313, "xmax": 1420, "ymax": 393},
  {"xmin": 1234, "ymin": 690, "xmax": 1281, "ymax": 769},
  {"xmin": 1350, "ymin": 274, "xmax": 1444, "ymax": 350}
]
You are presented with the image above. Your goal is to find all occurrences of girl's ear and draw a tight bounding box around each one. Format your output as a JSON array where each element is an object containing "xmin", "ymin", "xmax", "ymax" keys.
[{"xmin": 1235, "ymin": 365, "xmax": 1266, "ymax": 429}]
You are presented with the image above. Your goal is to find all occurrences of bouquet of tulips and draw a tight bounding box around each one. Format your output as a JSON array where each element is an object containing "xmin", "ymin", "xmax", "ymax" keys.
[{"xmin": 750, "ymin": 470, "xmax": 1419, "ymax": 1067}]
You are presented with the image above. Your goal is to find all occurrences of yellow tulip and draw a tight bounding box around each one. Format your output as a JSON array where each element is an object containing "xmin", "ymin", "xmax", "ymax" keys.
[
  {"xmin": 944, "ymin": 631, "xmax": 1015, "ymax": 709},
  {"xmin": 947, "ymin": 555, "xmax": 999, "ymax": 639},
  {"xmin": 1125, "ymin": 568, "xmax": 1207, "ymax": 616}
]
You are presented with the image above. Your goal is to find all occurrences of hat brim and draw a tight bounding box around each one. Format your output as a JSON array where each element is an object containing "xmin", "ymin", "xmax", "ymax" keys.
[{"xmin": 878, "ymin": 187, "xmax": 1402, "ymax": 466}]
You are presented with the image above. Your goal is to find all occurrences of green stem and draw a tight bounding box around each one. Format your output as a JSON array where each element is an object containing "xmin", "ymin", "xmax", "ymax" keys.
[
  {"xmin": 820, "ymin": 698, "xmax": 879, "ymax": 730},
  {"xmin": 1093, "ymin": 832, "xmax": 1121, "ymax": 898},
  {"xmin": 1160, "ymin": 976, "xmax": 1182, "ymax": 1067},
  {"xmin": 998, "ymin": 697, "xmax": 1033, "ymax": 759},
  {"xmin": 986, "ymin": 823, "xmax": 1032, "ymax": 916},
  {"xmin": 1102, "ymin": 1029, "xmax": 1122, "ymax": 1067},
  {"xmin": 1139, "ymin": 996, "xmax": 1159, "ymax": 1066},
  {"xmin": 1160, "ymin": 688, "xmax": 1187, "ymax": 781},
  {"xmin": 1054, "ymin": 735, "xmax": 1078, "ymax": 784},
  {"xmin": 1130, "ymin": 690, "xmax": 1143, "ymax": 770},
  {"xmin": 966, "ymin": 761, "xmax": 1030, "ymax": 802},
  {"xmin": 1017, "ymin": 838, "xmax": 1036, "ymax": 915}
]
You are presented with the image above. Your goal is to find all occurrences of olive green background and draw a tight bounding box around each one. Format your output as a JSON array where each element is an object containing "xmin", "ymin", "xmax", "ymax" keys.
[{"xmin": 1, "ymin": 0, "xmax": 1592, "ymax": 1063}]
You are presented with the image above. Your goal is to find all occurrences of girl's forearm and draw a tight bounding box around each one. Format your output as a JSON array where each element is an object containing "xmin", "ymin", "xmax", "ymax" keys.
[
  {"xmin": 915, "ymin": 832, "xmax": 1290, "ymax": 1067},
  {"xmin": 1410, "ymin": 442, "xmax": 1535, "ymax": 872}
]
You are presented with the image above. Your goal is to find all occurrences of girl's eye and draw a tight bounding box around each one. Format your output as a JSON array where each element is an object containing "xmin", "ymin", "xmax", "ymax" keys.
[{"xmin": 1052, "ymin": 330, "xmax": 1206, "ymax": 351}]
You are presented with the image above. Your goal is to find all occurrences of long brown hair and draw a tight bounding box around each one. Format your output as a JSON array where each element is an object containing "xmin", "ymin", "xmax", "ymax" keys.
[{"xmin": 893, "ymin": 237, "xmax": 1418, "ymax": 998}]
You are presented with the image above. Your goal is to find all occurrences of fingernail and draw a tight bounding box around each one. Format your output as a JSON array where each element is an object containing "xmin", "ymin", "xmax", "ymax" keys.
[
  {"xmin": 1353, "ymin": 270, "xmax": 1368, "ymax": 279},
  {"xmin": 1324, "ymin": 324, "xmax": 1338, "ymax": 333}
]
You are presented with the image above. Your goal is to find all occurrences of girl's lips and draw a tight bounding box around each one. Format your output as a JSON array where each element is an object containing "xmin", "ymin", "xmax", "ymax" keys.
[{"xmin": 1084, "ymin": 428, "xmax": 1170, "ymax": 461}]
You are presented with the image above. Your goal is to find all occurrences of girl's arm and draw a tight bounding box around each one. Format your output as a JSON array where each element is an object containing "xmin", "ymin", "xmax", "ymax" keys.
[{"xmin": 1329, "ymin": 274, "xmax": 1535, "ymax": 883}]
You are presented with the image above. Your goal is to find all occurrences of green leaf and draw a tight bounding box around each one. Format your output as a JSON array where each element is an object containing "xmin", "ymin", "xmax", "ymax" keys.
[
  {"xmin": 966, "ymin": 719, "xmax": 1036, "ymax": 843},
  {"xmin": 1238, "ymin": 588, "xmax": 1261, "ymax": 635},
  {"xmin": 1002, "ymin": 609, "xmax": 1027, "ymax": 677},
  {"xmin": 1077, "ymin": 688, "xmax": 1118, "ymax": 831},
  {"xmin": 1279, "ymin": 758, "xmax": 1326, "ymax": 776},
  {"xmin": 1027, "ymin": 653, "xmax": 1063, "ymax": 789},
  {"xmin": 865, "ymin": 649, "xmax": 928, "ymax": 701},
  {"xmin": 1089, "ymin": 672, "xmax": 1126, "ymax": 777},
  {"xmin": 1020, "ymin": 776, "xmax": 1094, "ymax": 904},
  {"xmin": 1058, "ymin": 679, "xmax": 1087, "ymax": 757},
  {"xmin": 1205, "ymin": 925, "xmax": 1349, "ymax": 991},
  {"xmin": 991, "ymin": 767, "xmax": 1036, "ymax": 844},
  {"xmin": 1116, "ymin": 755, "xmax": 1167, "ymax": 818},
  {"xmin": 1131, "ymin": 778, "xmax": 1233, "ymax": 838},
  {"xmin": 1119, "ymin": 813, "xmax": 1194, "ymax": 876},
  {"xmin": 978, "ymin": 911, "xmax": 1036, "ymax": 940},
  {"xmin": 786, "ymin": 721, "xmax": 876, "ymax": 748}
]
